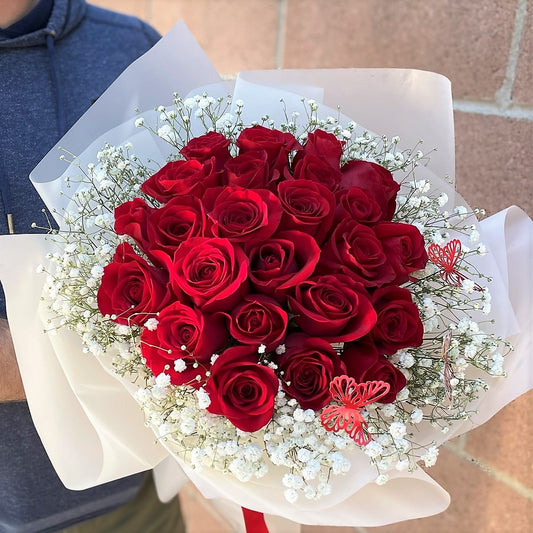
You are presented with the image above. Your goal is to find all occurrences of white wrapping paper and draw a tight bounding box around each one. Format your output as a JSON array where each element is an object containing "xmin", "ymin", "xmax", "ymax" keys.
[{"xmin": 0, "ymin": 22, "xmax": 531, "ymax": 529}]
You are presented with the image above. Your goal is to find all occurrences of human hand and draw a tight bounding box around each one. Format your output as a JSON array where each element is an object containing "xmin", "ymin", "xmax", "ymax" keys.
[{"xmin": 0, "ymin": 318, "xmax": 26, "ymax": 401}]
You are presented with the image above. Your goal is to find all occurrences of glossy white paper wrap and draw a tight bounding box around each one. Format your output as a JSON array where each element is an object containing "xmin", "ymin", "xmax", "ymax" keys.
[{"xmin": 0, "ymin": 22, "xmax": 531, "ymax": 530}]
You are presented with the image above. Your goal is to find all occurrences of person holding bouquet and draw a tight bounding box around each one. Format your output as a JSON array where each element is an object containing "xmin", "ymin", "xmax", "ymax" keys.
[{"xmin": 0, "ymin": 1, "xmax": 184, "ymax": 531}]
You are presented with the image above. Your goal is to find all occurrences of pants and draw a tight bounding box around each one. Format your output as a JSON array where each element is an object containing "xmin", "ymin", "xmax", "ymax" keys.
[{"xmin": 59, "ymin": 473, "xmax": 185, "ymax": 533}]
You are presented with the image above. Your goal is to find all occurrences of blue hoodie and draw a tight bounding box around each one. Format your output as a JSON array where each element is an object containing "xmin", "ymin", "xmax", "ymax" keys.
[
  {"xmin": 0, "ymin": 1, "xmax": 160, "ymax": 531},
  {"xmin": 0, "ymin": 0, "xmax": 160, "ymax": 314}
]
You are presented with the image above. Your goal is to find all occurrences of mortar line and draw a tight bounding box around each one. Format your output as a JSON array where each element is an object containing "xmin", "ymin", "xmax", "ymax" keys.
[
  {"xmin": 444, "ymin": 433, "xmax": 468, "ymax": 454},
  {"xmin": 495, "ymin": 0, "xmax": 529, "ymax": 108},
  {"xmin": 452, "ymin": 448, "xmax": 533, "ymax": 499},
  {"xmin": 453, "ymin": 99, "xmax": 533, "ymax": 120},
  {"xmin": 275, "ymin": 0, "xmax": 288, "ymax": 69},
  {"xmin": 456, "ymin": 433, "xmax": 468, "ymax": 453}
]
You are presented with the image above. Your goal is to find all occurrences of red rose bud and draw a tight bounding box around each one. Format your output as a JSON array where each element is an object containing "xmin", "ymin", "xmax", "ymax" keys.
[
  {"xmin": 288, "ymin": 274, "xmax": 377, "ymax": 342},
  {"xmin": 319, "ymin": 219, "xmax": 396, "ymax": 287},
  {"xmin": 227, "ymin": 294, "xmax": 288, "ymax": 351},
  {"xmin": 297, "ymin": 129, "xmax": 344, "ymax": 169},
  {"xmin": 171, "ymin": 237, "xmax": 249, "ymax": 312},
  {"xmin": 278, "ymin": 333, "xmax": 346, "ymax": 411},
  {"xmin": 292, "ymin": 153, "xmax": 342, "ymax": 192},
  {"xmin": 180, "ymin": 131, "xmax": 231, "ymax": 170},
  {"xmin": 141, "ymin": 158, "xmax": 220, "ymax": 202},
  {"xmin": 342, "ymin": 340, "xmax": 407, "ymax": 403},
  {"xmin": 225, "ymin": 150, "xmax": 269, "ymax": 189},
  {"xmin": 114, "ymin": 198, "xmax": 154, "ymax": 253},
  {"xmin": 247, "ymin": 230, "xmax": 320, "ymax": 297},
  {"xmin": 236, "ymin": 125, "xmax": 301, "ymax": 175},
  {"xmin": 335, "ymin": 186, "xmax": 390, "ymax": 226},
  {"xmin": 205, "ymin": 345, "xmax": 279, "ymax": 432},
  {"xmin": 371, "ymin": 285, "xmax": 424, "ymax": 355},
  {"xmin": 374, "ymin": 222, "xmax": 428, "ymax": 284},
  {"xmin": 143, "ymin": 195, "xmax": 207, "ymax": 263},
  {"xmin": 203, "ymin": 186, "xmax": 282, "ymax": 244},
  {"xmin": 97, "ymin": 242, "xmax": 171, "ymax": 326},
  {"xmin": 141, "ymin": 301, "xmax": 227, "ymax": 388},
  {"xmin": 277, "ymin": 179, "xmax": 336, "ymax": 244},
  {"xmin": 340, "ymin": 161, "xmax": 400, "ymax": 220}
]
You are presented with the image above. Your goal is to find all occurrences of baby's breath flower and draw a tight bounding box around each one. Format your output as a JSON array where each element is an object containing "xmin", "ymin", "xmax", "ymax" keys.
[
  {"xmin": 144, "ymin": 318, "xmax": 159, "ymax": 331},
  {"xmin": 389, "ymin": 422, "xmax": 407, "ymax": 440},
  {"xmin": 421, "ymin": 446, "xmax": 439, "ymax": 467},
  {"xmin": 174, "ymin": 359, "xmax": 186, "ymax": 373},
  {"xmin": 284, "ymin": 488, "xmax": 298, "ymax": 503},
  {"xmin": 375, "ymin": 474, "xmax": 389, "ymax": 485},
  {"xmin": 155, "ymin": 373, "xmax": 171, "ymax": 388},
  {"xmin": 410, "ymin": 408, "xmax": 424, "ymax": 424}
]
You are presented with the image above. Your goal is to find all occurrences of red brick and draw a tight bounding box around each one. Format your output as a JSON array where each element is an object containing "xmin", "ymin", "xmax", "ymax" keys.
[
  {"xmin": 283, "ymin": 0, "xmax": 515, "ymax": 101},
  {"xmin": 147, "ymin": 0, "xmax": 278, "ymax": 75},
  {"xmin": 89, "ymin": 0, "xmax": 147, "ymax": 19},
  {"xmin": 454, "ymin": 112, "xmax": 533, "ymax": 217},
  {"xmin": 465, "ymin": 391, "xmax": 533, "ymax": 489}
]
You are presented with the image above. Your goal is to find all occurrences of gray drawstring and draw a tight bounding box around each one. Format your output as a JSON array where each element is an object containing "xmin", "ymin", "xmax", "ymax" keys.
[{"xmin": 0, "ymin": 171, "xmax": 14, "ymax": 234}]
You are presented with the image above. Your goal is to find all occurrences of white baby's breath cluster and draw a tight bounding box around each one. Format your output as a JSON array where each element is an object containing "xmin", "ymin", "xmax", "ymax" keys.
[{"xmin": 39, "ymin": 95, "xmax": 511, "ymax": 502}]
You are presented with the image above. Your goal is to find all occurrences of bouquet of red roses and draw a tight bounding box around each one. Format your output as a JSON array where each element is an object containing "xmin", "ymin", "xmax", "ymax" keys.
[
  {"xmin": 37, "ymin": 86, "xmax": 508, "ymax": 514},
  {"xmin": 98, "ymin": 123, "xmax": 427, "ymax": 438}
]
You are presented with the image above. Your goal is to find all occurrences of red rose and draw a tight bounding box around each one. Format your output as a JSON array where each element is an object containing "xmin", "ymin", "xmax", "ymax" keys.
[
  {"xmin": 277, "ymin": 333, "xmax": 346, "ymax": 410},
  {"xmin": 225, "ymin": 150, "xmax": 269, "ymax": 189},
  {"xmin": 297, "ymin": 129, "xmax": 344, "ymax": 169},
  {"xmin": 342, "ymin": 340, "xmax": 406, "ymax": 403},
  {"xmin": 288, "ymin": 274, "xmax": 376, "ymax": 342},
  {"xmin": 371, "ymin": 285, "xmax": 424, "ymax": 355},
  {"xmin": 145, "ymin": 195, "xmax": 206, "ymax": 261},
  {"xmin": 140, "ymin": 158, "xmax": 220, "ymax": 202},
  {"xmin": 203, "ymin": 186, "xmax": 282, "ymax": 244},
  {"xmin": 277, "ymin": 179, "xmax": 336, "ymax": 244},
  {"xmin": 319, "ymin": 219, "xmax": 396, "ymax": 287},
  {"xmin": 335, "ymin": 186, "xmax": 389, "ymax": 226},
  {"xmin": 292, "ymin": 154, "xmax": 342, "ymax": 192},
  {"xmin": 374, "ymin": 222, "xmax": 428, "ymax": 284},
  {"xmin": 171, "ymin": 237, "xmax": 249, "ymax": 312},
  {"xmin": 205, "ymin": 345, "xmax": 279, "ymax": 432},
  {"xmin": 236, "ymin": 125, "xmax": 301, "ymax": 174},
  {"xmin": 97, "ymin": 242, "xmax": 170, "ymax": 326},
  {"xmin": 247, "ymin": 230, "xmax": 320, "ymax": 297},
  {"xmin": 114, "ymin": 198, "xmax": 154, "ymax": 252},
  {"xmin": 227, "ymin": 294, "xmax": 288, "ymax": 350},
  {"xmin": 180, "ymin": 131, "xmax": 231, "ymax": 170},
  {"xmin": 140, "ymin": 301, "xmax": 227, "ymax": 387},
  {"xmin": 340, "ymin": 161, "xmax": 400, "ymax": 220}
]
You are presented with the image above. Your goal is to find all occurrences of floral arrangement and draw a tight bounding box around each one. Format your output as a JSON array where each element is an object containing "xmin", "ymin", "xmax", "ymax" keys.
[{"xmin": 40, "ymin": 94, "xmax": 509, "ymax": 503}]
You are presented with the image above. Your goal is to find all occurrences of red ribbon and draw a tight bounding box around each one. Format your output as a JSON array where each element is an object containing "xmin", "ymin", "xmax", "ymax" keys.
[{"xmin": 242, "ymin": 507, "xmax": 269, "ymax": 533}]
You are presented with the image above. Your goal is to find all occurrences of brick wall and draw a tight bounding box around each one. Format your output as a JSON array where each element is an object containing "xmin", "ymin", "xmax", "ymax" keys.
[{"xmin": 92, "ymin": 1, "xmax": 532, "ymax": 531}]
